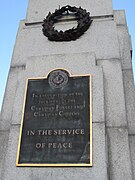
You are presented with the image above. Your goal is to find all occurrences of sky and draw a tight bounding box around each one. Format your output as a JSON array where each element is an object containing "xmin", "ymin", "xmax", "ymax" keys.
[{"xmin": 0, "ymin": 0, "xmax": 135, "ymax": 111}]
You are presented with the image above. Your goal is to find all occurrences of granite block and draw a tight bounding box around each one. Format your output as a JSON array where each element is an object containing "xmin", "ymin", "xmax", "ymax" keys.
[
  {"xmin": 114, "ymin": 10, "xmax": 127, "ymax": 25},
  {"xmin": 123, "ymin": 69, "xmax": 135, "ymax": 134},
  {"xmin": 0, "ymin": 66, "xmax": 25, "ymax": 130},
  {"xmin": 11, "ymin": 20, "xmax": 120, "ymax": 66},
  {"xmin": 26, "ymin": 0, "xmax": 113, "ymax": 22},
  {"xmin": 97, "ymin": 59, "xmax": 127, "ymax": 127},
  {"xmin": 0, "ymin": 131, "xmax": 9, "ymax": 179},
  {"xmin": 107, "ymin": 127, "xmax": 132, "ymax": 180},
  {"xmin": 129, "ymin": 135, "xmax": 135, "ymax": 180},
  {"xmin": 116, "ymin": 25, "xmax": 132, "ymax": 69}
]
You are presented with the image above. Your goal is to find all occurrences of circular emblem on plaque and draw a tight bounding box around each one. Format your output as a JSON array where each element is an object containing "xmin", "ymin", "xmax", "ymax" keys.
[
  {"xmin": 48, "ymin": 69, "xmax": 69, "ymax": 88},
  {"xmin": 42, "ymin": 5, "xmax": 92, "ymax": 41}
]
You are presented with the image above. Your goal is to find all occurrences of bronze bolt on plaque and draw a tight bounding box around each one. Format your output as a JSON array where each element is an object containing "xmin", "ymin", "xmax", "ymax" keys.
[{"xmin": 16, "ymin": 69, "xmax": 92, "ymax": 167}]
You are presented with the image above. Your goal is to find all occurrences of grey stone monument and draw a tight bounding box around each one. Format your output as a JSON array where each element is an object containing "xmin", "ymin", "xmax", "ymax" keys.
[{"xmin": 0, "ymin": 0, "xmax": 135, "ymax": 179}]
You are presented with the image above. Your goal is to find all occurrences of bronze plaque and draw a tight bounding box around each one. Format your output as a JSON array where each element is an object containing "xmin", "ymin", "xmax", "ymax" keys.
[{"xmin": 16, "ymin": 69, "xmax": 92, "ymax": 167}]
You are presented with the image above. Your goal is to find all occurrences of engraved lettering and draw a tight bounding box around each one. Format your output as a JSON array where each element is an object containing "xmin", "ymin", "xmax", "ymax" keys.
[
  {"xmin": 54, "ymin": 130, "xmax": 58, "ymax": 135},
  {"xmin": 57, "ymin": 143, "xmax": 62, "ymax": 148},
  {"xmin": 35, "ymin": 142, "xmax": 73, "ymax": 149},
  {"xmin": 80, "ymin": 129, "xmax": 85, "ymax": 135},
  {"xmin": 48, "ymin": 130, "xmax": 52, "ymax": 135},
  {"xmin": 48, "ymin": 143, "xmax": 53, "ymax": 148},
  {"xmin": 31, "ymin": 106, "xmax": 35, "ymax": 111},
  {"xmin": 27, "ymin": 130, "xmax": 35, "ymax": 136},
  {"xmin": 53, "ymin": 143, "xmax": 57, "ymax": 148},
  {"xmin": 27, "ymin": 129, "xmax": 85, "ymax": 136},
  {"xmin": 34, "ymin": 112, "xmax": 38, "ymax": 117},
  {"xmin": 67, "ymin": 129, "xmax": 72, "ymax": 135},
  {"xmin": 56, "ymin": 105, "xmax": 59, "ymax": 111},
  {"xmin": 36, "ymin": 143, "xmax": 41, "ymax": 149},
  {"xmin": 59, "ymin": 111, "xmax": 63, "ymax": 116}
]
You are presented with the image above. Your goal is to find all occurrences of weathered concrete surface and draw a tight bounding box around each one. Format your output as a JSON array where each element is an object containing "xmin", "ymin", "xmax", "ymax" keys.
[
  {"xmin": 26, "ymin": 0, "xmax": 113, "ymax": 22},
  {"xmin": 2, "ymin": 123, "xmax": 107, "ymax": 180},
  {"xmin": 11, "ymin": 20, "xmax": 120, "ymax": 66}
]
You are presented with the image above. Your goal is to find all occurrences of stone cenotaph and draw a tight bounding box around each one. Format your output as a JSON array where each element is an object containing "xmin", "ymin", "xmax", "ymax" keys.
[{"xmin": 0, "ymin": 0, "xmax": 135, "ymax": 180}]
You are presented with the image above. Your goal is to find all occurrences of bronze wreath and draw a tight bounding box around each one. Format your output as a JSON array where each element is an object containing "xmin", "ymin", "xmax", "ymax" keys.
[{"xmin": 42, "ymin": 5, "xmax": 92, "ymax": 41}]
